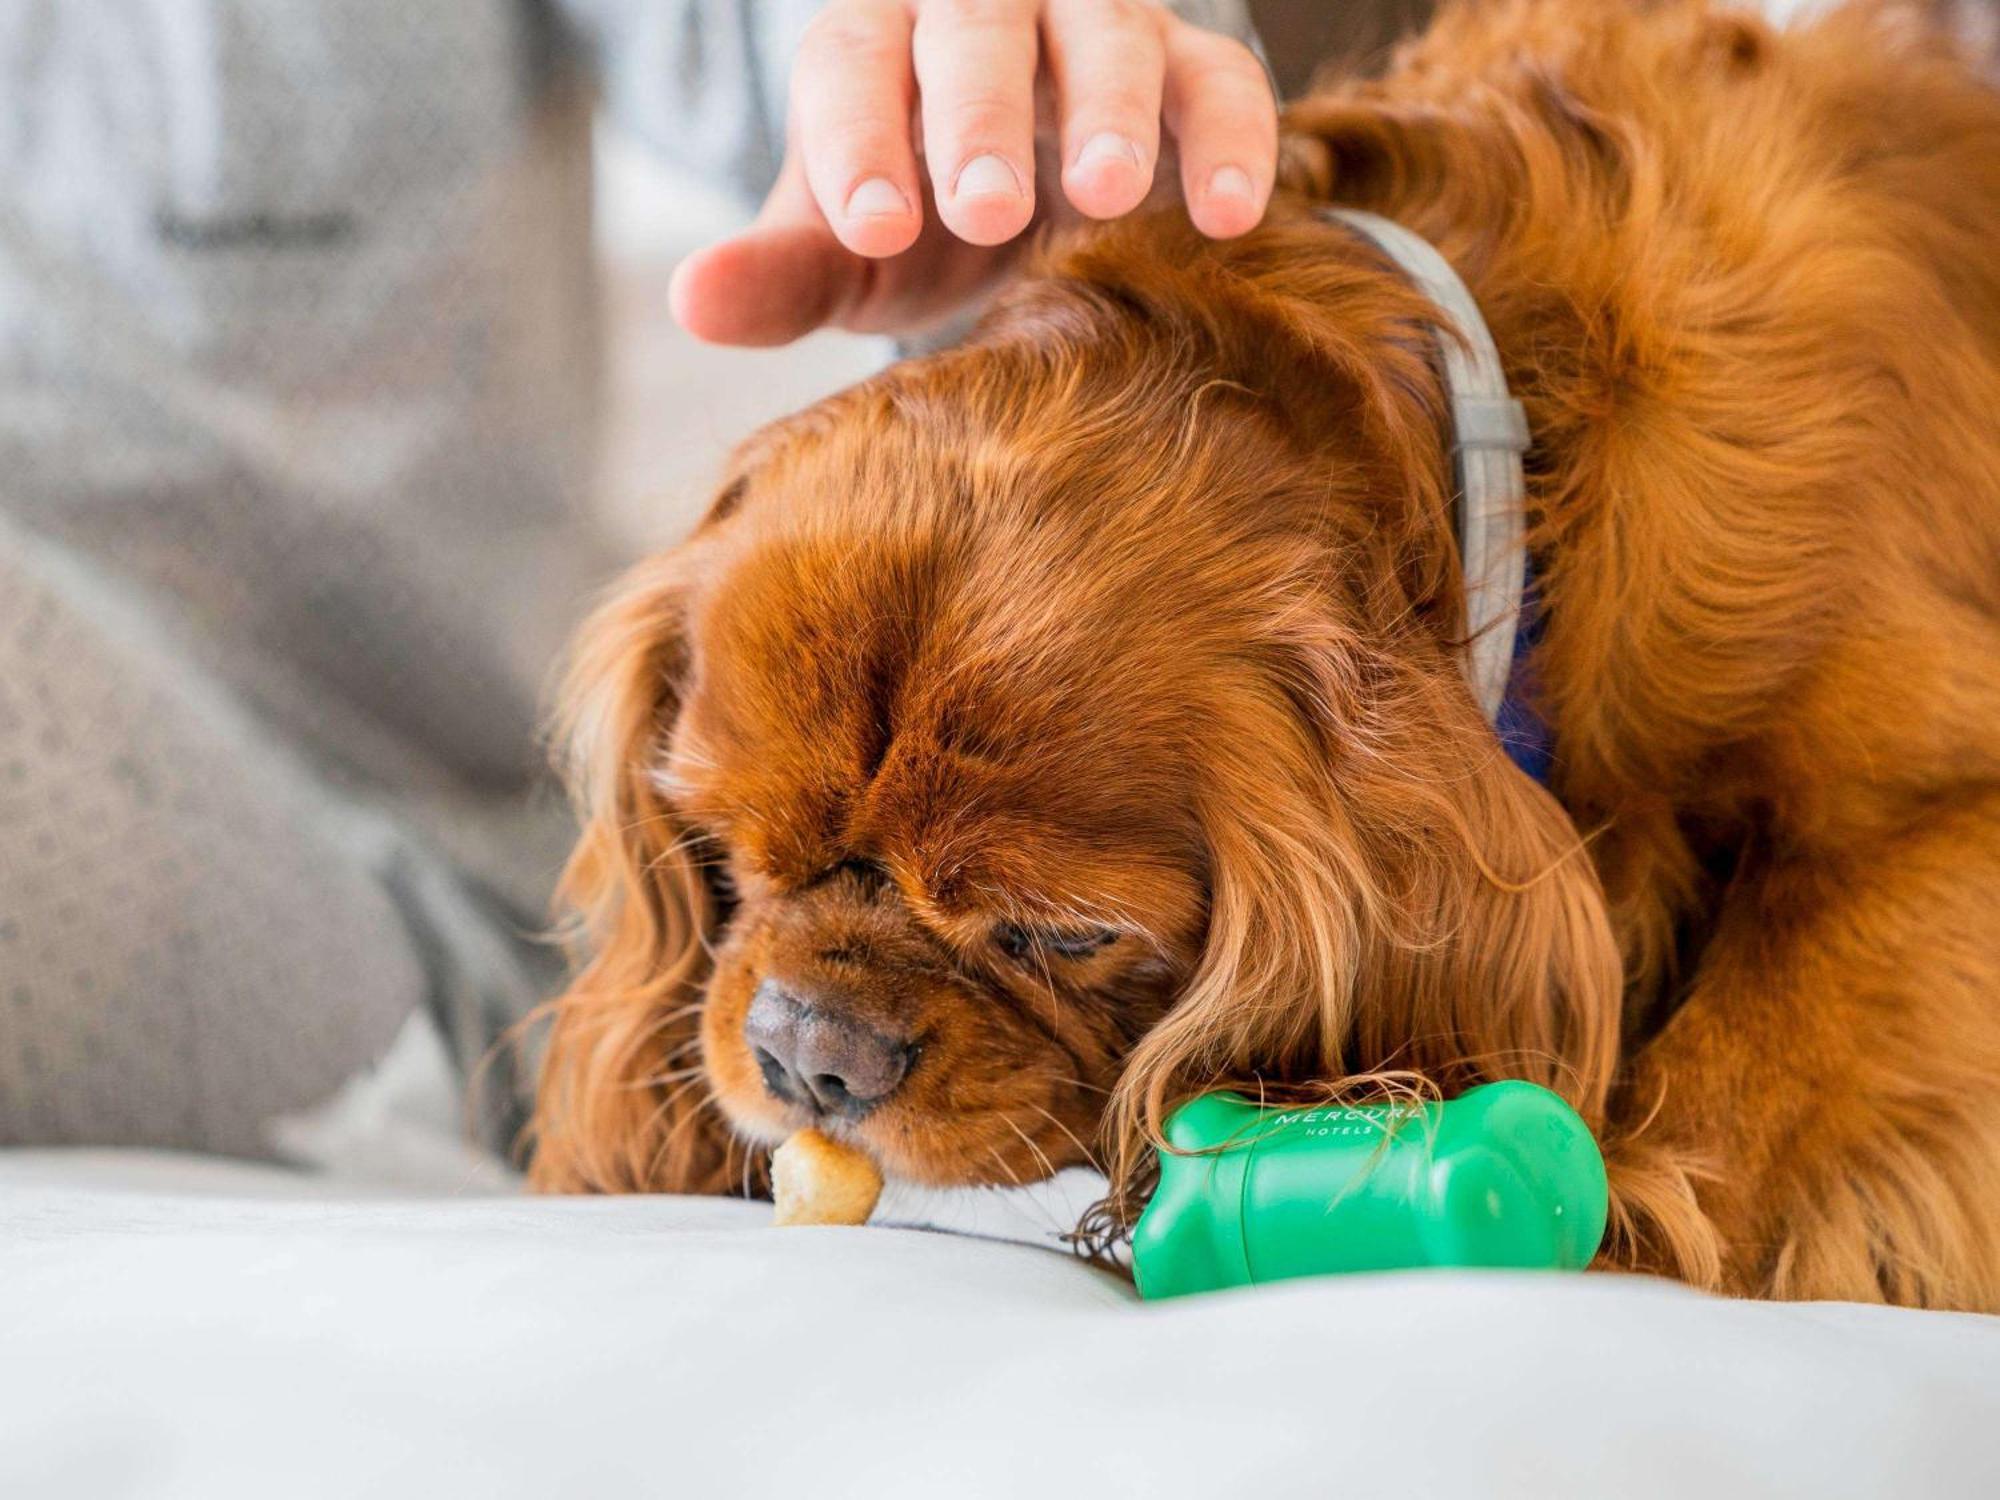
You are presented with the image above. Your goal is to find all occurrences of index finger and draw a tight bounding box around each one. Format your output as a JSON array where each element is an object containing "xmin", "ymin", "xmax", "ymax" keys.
[{"xmin": 790, "ymin": 0, "xmax": 925, "ymax": 258}]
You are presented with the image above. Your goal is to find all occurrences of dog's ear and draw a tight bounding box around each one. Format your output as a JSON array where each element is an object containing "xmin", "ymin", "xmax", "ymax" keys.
[
  {"xmin": 1106, "ymin": 614, "xmax": 1622, "ymax": 1212},
  {"xmin": 523, "ymin": 489, "xmax": 743, "ymax": 1194},
  {"xmin": 1332, "ymin": 665, "xmax": 1624, "ymax": 1116}
]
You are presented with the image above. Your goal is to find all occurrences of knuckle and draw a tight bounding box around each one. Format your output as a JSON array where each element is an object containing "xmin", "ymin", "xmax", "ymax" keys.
[
  {"xmin": 1171, "ymin": 25, "xmax": 1263, "ymax": 74},
  {"xmin": 1057, "ymin": 0, "xmax": 1145, "ymax": 27},
  {"xmin": 924, "ymin": 0, "xmax": 1026, "ymax": 30},
  {"xmin": 1100, "ymin": 0, "xmax": 1157, "ymax": 30},
  {"xmin": 1051, "ymin": 0, "xmax": 1158, "ymax": 53},
  {"xmin": 799, "ymin": 7, "xmax": 900, "ymax": 70},
  {"xmin": 1180, "ymin": 56, "xmax": 1275, "ymax": 113},
  {"xmin": 936, "ymin": 92, "xmax": 1027, "ymax": 142},
  {"xmin": 1080, "ymin": 83, "xmax": 1160, "ymax": 124},
  {"xmin": 827, "ymin": 125, "xmax": 910, "ymax": 174},
  {"xmin": 1046, "ymin": 13, "xmax": 1163, "ymax": 108}
]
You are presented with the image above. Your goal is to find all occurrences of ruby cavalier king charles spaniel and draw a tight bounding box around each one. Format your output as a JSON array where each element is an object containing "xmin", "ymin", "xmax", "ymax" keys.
[{"xmin": 527, "ymin": 0, "xmax": 2000, "ymax": 1310}]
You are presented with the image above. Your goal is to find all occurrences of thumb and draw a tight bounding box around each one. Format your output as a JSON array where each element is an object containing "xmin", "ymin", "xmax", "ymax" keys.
[{"xmin": 669, "ymin": 163, "xmax": 870, "ymax": 348}]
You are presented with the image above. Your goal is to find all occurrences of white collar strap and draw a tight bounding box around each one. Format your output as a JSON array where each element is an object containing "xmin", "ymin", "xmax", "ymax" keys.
[{"xmin": 1318, "ymin": 208, "xmax": 1531, "ymax": 725}]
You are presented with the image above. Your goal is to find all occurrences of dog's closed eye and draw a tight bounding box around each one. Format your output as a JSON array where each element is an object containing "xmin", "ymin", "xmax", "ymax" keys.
[{"xmin": 994, "ymin": 923, "xmax": 1120, "ymax": 962}]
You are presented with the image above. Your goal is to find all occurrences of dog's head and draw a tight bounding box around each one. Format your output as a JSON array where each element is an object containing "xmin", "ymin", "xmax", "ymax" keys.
[{"xmin": 526, "ymin": 204, "xmax": 1621, "ymax": 1218}]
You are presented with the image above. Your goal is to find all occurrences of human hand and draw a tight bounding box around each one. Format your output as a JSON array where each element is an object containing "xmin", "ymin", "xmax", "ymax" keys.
[{"xmin": 669, "ymin": 0, "xmax": 1277, "ymax": 347}]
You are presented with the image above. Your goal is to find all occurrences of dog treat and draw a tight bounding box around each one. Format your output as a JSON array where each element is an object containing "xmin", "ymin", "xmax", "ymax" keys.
[{"xmin": 770, "ymin": 1128, "xmax": 883, "ymax": 1227}]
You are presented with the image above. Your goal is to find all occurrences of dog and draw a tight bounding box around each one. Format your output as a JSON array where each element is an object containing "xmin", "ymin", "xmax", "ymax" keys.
[{"xmin": 525, "ymin": 0, "xmax": 2000, "ymax": 1309}]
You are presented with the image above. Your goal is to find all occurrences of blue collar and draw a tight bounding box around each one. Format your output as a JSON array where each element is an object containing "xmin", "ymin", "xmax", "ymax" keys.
[
  {"xmin": 1321, "ymin": 209, "xmax": 1552, "ymax": 786},
  {"xmin": 1492, "ymin": 555, "xmax": 1553, "ymax": 784}
]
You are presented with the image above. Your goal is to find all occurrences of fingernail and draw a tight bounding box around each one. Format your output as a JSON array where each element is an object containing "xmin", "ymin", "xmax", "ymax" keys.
[
  {"xmin": 1208, "ymin": 165, "xmax": 1255, "ymax": 201},
  {"xmin": 845, "ymin": 176, "xmax": 910, "ymax": 218},
  {"xmin": 954, "ymin": 152, "xmax": 1024, "ymax": 200},
  {"xmin": 1075, "ymin": 131, "xmax": 1141, "ymax": 171}
]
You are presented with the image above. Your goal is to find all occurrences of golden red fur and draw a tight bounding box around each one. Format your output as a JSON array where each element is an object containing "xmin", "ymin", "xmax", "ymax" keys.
[{"xmin": 526, "ymin": 0, "xmax": 2000, "ymax": 1308}]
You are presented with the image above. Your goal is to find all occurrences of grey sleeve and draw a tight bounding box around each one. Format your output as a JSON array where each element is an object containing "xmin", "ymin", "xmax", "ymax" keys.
[{"xmin": 552, "ymin": 0, "xmax": 1263, "ymax": 208}]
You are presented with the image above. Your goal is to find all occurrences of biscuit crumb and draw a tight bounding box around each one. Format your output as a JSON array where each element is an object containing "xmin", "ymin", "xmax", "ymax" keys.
[{"xmin": 770, "ymin": 1128, "xmax": 883, "ymax": 1226}]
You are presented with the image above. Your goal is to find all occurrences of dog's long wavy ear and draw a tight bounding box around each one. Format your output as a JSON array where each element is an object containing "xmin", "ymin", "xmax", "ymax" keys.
[
  {"xmin": 522, "ymin": 492, "xmax": 744, "ymax": 1195},
  {"xmin": 1104, "ymin": 614, "xmax": 1623, "ymax": 1225}
]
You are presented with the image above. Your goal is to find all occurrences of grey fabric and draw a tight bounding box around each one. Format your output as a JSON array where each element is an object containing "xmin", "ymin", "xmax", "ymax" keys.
[
  {"xmin": 0, "ymin": 520, "xmax": 556, "ymax": 1156},
  {"xmin": 0, "ymin": 0, "xmax": 605, "ymax": 1157},
  {"xmin": 0, "ymin": 0, "xmax": 1259, "ymax": 1158},
  {"xmin": 0, "ymin": 1, "xmax": 612, "ymax": 796}
]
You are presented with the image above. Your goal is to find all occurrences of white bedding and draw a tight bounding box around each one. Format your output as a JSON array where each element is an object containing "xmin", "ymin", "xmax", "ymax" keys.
[{"xmin": 5, "ymin": 1152, "xmax": 1997, "ymax": 1500}]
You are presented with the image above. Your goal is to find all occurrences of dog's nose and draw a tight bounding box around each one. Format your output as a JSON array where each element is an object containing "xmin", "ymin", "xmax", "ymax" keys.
[{"xmin": 743, "ymin": 979, "xmax": 912, "ymax": 1118}]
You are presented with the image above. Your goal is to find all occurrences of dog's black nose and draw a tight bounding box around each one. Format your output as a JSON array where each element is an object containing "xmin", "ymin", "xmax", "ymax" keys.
[{"xmin": 743, "ymin": 979, "xmax": 912, "ymax": 1118}]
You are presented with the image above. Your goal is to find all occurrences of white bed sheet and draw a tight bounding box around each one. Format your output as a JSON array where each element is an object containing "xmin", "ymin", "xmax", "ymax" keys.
[{"xmin": 4, "ymin": 1151, "xmax": 1997, "ymax": 1500}]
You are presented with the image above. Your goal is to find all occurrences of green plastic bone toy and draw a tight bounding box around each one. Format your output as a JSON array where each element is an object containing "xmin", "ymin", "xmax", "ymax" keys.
[{"xmin": 1130, "ymin": 1081, "xmax": 1608, "ymax": 1300}]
